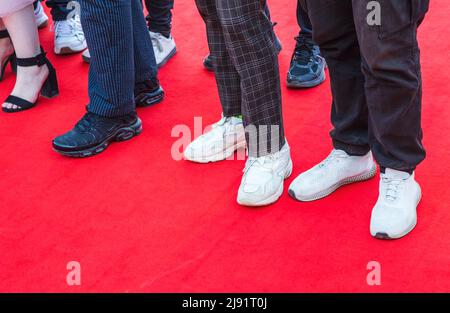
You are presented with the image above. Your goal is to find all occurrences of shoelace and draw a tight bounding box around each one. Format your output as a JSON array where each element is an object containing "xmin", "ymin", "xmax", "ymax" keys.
[
  {"xmin": 53, "ymin": 16, "xmax": 84, "ymax": 38},
  {"xmin": 243, "ymin": 153, "xmax": 278, "ymax": 174},
  {"xmin": 292, "ymin": 36, "xmax": 315, "ymax": 65},
  {"xmin": 382, "ymin": 177, "xmax": 404, "ymax": 202},
  {"xmin": 201, "ymin": 116, "xmax": 238, "ymax": 140},
  {"xmin": 319, "ymin": 149, "xmax": 349, "ymax": 168}
]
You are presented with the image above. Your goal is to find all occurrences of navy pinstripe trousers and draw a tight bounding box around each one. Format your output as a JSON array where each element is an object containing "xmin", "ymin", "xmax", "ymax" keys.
[{"xmin": 80, "ymin": 0, "xmax": 158, "ymax": 117}]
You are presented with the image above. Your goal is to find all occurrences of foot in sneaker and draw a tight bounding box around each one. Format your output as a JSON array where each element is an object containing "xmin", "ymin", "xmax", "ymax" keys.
[
  {"xmin": 149, "ymin": 31, "xmax": 176, "ymax": 68},
  {"xmin": 54, "ymin": 15, "xmax": 87, "ymax": 55},
  {"xmin": 52, "ymin": 112, "xmax": 142, "ymax": 157},
  {"xmin": 237, "ymin": 142, "xmax": 292, "ymax": 206},
  {"xmin": 287, "ymin": 36, "xmax": 326, "ymax": 88},
  {"xmin": 370, "ymin": 169, "xmax": 421, "ymax": 240},
  {"xmin": 183, "ymin": 116, "xmax": 245, "ymax": 163},
  {"xmin": 34, "ymin": 1, "xmax": 49, "ymax": 29},
  {"xmin": 289, "ymin": 149, "xmax": 376, "ymax": 201}
]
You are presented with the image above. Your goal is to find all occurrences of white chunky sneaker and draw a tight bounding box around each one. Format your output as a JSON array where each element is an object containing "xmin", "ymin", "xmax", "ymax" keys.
[
  {"xmin": 34, "ymin": 1, "xmax": 49, "ymax": 29},
  {"xmin": 288, "ymin": 149, "xmax": 376, "ymax": 201},
  {"xmin": 184, "ymin": 116, "xmax": 246, "ymax": 163},
  {"xmin": 149, "ymin": 31, "xmax": 176, "ymax": 68},
  {"xmin": 54, "ymin": 15, "xmax": 87, "ymax": 55},
  {"xmin": 370, "ymin": 169, "xmax": 421, "ymax": 240},
  {"xmin": 237, "ymin": 142, "xmax": 292, "ymax": 206}
]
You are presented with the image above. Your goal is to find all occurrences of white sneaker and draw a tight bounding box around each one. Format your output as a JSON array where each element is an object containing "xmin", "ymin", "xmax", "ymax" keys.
[
  {"xmin": 237, "ymin": 142, "xmax": 292, "ymax": 206},
  {"xmin": 34, "ymin": 1, "xmax": 49, "ymax": 29},
  {"xmin": 149, "ymin": 31, "xmax": 176, "ymax": 68},
  {"xmin": 54, "ymin": 15, "xmax": 87, "ymax": 55},
  {"xmin": 288, "ymin": 149, "xmax": 376, "ymax": 201},
  {"xmin": 184, "ymin": 116, "xmax": 245, "ymax": 163},
  {"xmin": 82, "ymin": 49, "xmax": 90, "ymax": 63},
  {"xmin": 370, "ymin": 169, "xmax": 421, "ymax": 239}
]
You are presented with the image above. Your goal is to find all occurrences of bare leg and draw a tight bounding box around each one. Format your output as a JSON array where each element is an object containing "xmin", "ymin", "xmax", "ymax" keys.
[
  {"xmin": 2, "ymin": 5, "xmax": 49, "ymax": 110},
  {"xmin": 0, "ymin": 19, "xmax": 15, "ymax": 76}
]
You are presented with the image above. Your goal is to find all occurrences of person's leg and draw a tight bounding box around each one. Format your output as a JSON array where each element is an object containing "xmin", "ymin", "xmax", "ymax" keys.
[
  {"xmin": 44, "ymin": 0, "xmax": 71, "ymax": 21},
  {"xmin": 288, "ymin": 0, "xmax": 376, "ymax": 202},
  {"xmin": 184, "ymin": 0, "xmax": 245, "ymax": 164},
  {"xmin": 82, "ymin": 0, "xmax": 135, "ymax": 117},
  {"xmin": 352, "ymin": 0, "xmax": 428, "ymax": 239},
  {"xmin": 1, "ymin": 5, "xmax": 53, "ymax": 110},
  {"xmin": 352, "ymin": 0, "xmax": 427, "ymax": 172},
  {"xmin": 132, "ymin": 0, "xmax": 164, "ymax": 107},
  {"xmin": 144, "ymin": 0, "xmax": 173, "ymax": 37},
  {"xmin": 0, "ymin": 19, "xmax": 15, "ymax": 81},
  {"xmin": 215, "ymin": 0, "xmax": 291, "ymax": 207},
  {"xmin": 217, "ymin": 0, "xmax": 285, "ymax": 157},
  {"xmin": 296, "ymin": 0, "xmax": 313, "ymax": 40},
  {"xmin": 144, "ymin": 0, "xmax": 176, "ymax": 67},
  {"xmin": 53, "ymin": 0, "xmax": 141, "ymax": 157}
]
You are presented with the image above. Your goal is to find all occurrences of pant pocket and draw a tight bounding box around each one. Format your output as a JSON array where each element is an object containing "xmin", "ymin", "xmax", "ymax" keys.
[{"xmin": 377, "ymin": 0, "xmax": 414, "ymax": 39}]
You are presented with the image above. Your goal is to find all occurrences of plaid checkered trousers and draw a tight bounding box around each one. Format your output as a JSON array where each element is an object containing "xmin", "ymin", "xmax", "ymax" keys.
[{"xmin": 195, "ymin": 0, "xmax": 286, "ymax": 157}]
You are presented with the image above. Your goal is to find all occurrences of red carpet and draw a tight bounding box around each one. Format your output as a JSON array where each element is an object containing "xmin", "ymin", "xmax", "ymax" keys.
[{"xmin": 1, "ymin": 0, "xmax": 449, "ymax": 292}]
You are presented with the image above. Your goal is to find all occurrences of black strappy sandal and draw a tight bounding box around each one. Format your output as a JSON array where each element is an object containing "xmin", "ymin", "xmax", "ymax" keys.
[
  {"xmin": 0, "ymin": 30, "xmax": 16, "ymax": 82},
  {"xmin": 3, "ymin": 47, "xmax": 59, "ymax": 113}
]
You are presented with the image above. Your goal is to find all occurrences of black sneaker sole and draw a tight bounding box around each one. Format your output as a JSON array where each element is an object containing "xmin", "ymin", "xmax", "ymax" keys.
[
  {"xmin": 53, "ymin": 118, "xmax": 142, "ymax": 158},
  {"xmin": 136, "ymin": 87, "xmax": 165, "ymax": 108}
]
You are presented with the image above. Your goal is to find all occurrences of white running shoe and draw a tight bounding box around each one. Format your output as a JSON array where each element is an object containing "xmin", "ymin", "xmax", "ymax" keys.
[
  {"xmin": 149, "ymin": 31, "xmax": 176, "ymax": 68},
  {"xmin": 288, "ymin": 149, "xmax": 376, "ymax": 201},
  {"xmin": 184, "ymin": 116, "xmax": 246, "ymax": 163},
  {"xmin": 237, "ymin": 142, "xmax": 292, "ymax": 206},
  {"xmin": 82, "ymin": 49, "xmax": 90, "ymax": 63},
  {"xmin": 370, "ymin": 169, "xmax": 421, "ymax": 240},
  {"xmin": 54, "ymin": 15, "xmax": 87, "ymax": 55},
  {"xmin": 34, "ymin": 1, "xmax": 49, "ymax": 29}
]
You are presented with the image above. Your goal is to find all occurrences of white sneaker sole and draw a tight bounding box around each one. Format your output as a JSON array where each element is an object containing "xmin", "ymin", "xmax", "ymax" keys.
[
  {"xmin": 289, "ymin": 164, "xmax": 377, "ymax": 202},
  {"xmin": 372, "ymin": 185, "xmax": 421, "ymax": 240},
  {"xmin": 157, "ymin": 46, "xmax": 177, "ymax": 68},
  {"xmin": 55, "ymin": 41, "xmax": 88, "ymax": 55},
  {"xmin": 237, "ymin": 159, "xmax": 293, "ymax": 207},
  {"xmin": 184, "ymin": 140, "xmax": 246, "ymax": 163}
]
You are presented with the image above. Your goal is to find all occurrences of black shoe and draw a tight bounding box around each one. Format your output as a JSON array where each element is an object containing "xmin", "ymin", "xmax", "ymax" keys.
[
  {"xmin": 53, "ymin": 112, "xmax": 142, "ymax": 157},
  {"xmin": 0, "ymin": 30, "xmax": 16, "ymax": 82},
  {"xmin": 135, "ymin": 78, "xmax": 164, "ymax": 107},
  {"xmin": 2, "ymin": 46, "xmax": 59, "ymax": 113},
  {"xmin": 286, "ymin": 36, "xmax": 326, "ymax": 88},
  {"xmin": 203, "ymin": 54, "xmax": 214, "ymax": 72}
]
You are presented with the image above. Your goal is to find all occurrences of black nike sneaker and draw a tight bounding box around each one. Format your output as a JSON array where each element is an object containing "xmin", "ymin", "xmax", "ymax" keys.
[{"xmin": 52, "ymin": 112, "xmax": 142, "ymax": 157}]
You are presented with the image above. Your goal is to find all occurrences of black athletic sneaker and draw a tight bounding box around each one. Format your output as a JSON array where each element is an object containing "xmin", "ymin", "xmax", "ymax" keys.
[
  {"xmin": 52, "ymin": 112, "xmax": 142, "ymax": 157},
  {"xmin": 135, "ymin": 78, "xmax": 164, "ymax": 107},
  {"xmin": 287, "ymin": 36, "xmax": 326, "ymax": 88}
]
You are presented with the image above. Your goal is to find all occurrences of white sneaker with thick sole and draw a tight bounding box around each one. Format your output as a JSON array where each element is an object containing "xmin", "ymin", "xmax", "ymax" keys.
[
  {"xmin": 184, "ymin": 116, "xmax": 245, "ymax": 163},
  {"xmin": 34, "ymin": 1, "xmax": 49, "ymax": 29},
  {"xmin": 288, "ymin": 149, "xmax": 376, "ymax": 201},
  {"xmin": 370, "ymin": 169, "xmax": 421, "ymax": 240},
  {"xmin": 237, "ymin": 142, "xmax": 293, "ymax": 206},
  {"xmin": 149, "ymin": 31, "xmax": 176, "ymax": 68},
  {"xmin": 54, "ymin": 15, "xmax": 87, "ymax": 55}
]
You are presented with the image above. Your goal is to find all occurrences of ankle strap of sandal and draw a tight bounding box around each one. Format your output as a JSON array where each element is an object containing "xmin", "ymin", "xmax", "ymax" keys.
[
  {"xmin": 15, "ymin": 48, "xmax": 48, "ymax": 67},
  {"xmin": 0, "ymin": 29, "xmax": 9, "ymax": 39}
]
